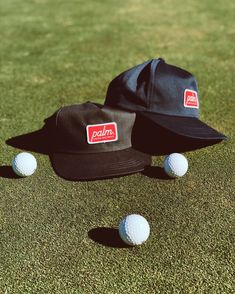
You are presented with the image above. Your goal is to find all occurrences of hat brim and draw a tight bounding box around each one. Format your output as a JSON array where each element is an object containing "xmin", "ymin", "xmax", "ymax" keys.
[
  {"xmin": 139, "ymin": 112, "xmax": 227, "ymax": 140},
  {"xmin": 50, "ymin": 148, "xmax": 151, "ymax": 181}
]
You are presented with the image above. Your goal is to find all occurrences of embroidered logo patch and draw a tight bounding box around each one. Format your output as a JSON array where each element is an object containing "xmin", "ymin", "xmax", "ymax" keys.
[
  {"xmin": 86, "ymin": 122, "xmax": 118, "ymax": 144},
  {"xmin": 184, "ymin": 89, "xmax": 199, "ymax": 109}
]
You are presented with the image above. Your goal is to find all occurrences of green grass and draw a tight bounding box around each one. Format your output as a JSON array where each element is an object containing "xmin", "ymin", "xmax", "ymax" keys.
[{"xmin": 0, "ymin": 0, "xmax": 234, "ymax": 293}]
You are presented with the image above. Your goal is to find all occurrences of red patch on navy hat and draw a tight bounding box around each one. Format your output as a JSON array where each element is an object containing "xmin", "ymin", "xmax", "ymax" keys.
[
  {"xmin": 184, "ymin": 89, "xmax": 199, "ymax": 109},
  {"xmin": 86, "ymin": 122, "xmax": 118, "ymax": 144}
]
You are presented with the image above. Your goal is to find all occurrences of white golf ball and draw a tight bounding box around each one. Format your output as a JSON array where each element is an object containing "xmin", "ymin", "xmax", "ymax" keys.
[
  {"xmin": 163, "ymin": 153, "xmax": 188, "ymax": 178},
  {"xmin": 12, "ymin": 152, "xmax": 37, "ymax": 177},
  {"xmin": 118, "ymin": 214, "xmax": 150, "ymax": 246}
]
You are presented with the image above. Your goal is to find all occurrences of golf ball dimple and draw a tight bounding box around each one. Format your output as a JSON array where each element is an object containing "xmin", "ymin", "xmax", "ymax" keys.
[
  {"xmin": 163, "ymin": 153, "xmax": 188, "ymax": 178},
  {"xmin": 118, "ymin": 214, "xmax": 150, "ymax": 246},
  {"xmin": 12, "ymin": 152, "xmax": 37, "ymax": 177}
]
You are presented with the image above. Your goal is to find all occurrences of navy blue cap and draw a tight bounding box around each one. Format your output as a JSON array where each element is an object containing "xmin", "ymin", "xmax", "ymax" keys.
[{"xmin": 105, "ymin": 58, "xmax": 226, "ymax": 141}]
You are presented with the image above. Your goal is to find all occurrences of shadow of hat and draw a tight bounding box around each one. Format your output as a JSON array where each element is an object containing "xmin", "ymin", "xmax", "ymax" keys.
[{"xmin": 6, "ymin": 113, "xmax": 57, "ymax": 155}]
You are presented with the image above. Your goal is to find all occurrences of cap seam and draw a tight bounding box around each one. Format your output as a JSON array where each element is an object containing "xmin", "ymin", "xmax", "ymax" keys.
[
  {"xmin": 140, "ymin": 110, "xmax": 198, "ymax": 118},
  {"xmin": 148, "ymin": 59, "xmax": 162, "ymax": 110},
  {"xmin": 52, "ymin": 145, "xmax": 133, "ymax": 155},
  {"xmin": 147, "ymin": 59, "xmax": 154, "ymax": 109},
  {"xmin": 55, "ymin": 107, "xmax": 63, "ymax": 128}
]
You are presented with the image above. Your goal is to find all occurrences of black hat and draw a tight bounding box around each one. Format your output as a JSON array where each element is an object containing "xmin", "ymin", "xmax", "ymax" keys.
[
  {"xmin": 105, "ymin": 58, "xmax": 227, "ymax": 142},
  {"xmin": 48, "ymin": 102, "xmax": 151, "ymax": 180}
]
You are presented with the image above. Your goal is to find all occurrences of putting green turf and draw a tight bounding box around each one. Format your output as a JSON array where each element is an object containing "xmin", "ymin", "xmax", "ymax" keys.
[{"xmin": 0, "ymin": 0, "xmax": 234, "ymax": 293}]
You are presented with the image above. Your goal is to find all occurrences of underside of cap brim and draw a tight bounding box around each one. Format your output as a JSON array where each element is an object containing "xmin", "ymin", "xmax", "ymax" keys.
[
  {"xmin": 139, "ymin": 112, "xmax": 227, "ymax": 140},
  {"xmin": 50, "ymin": 148, "xmax": 151, "ymax": 181}
]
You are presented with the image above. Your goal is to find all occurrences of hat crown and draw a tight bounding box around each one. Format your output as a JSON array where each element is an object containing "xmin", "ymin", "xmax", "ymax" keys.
[
  {"xmin": 55, "ymin": 102, "xmax": 135, "ymax": 153},
  {"xmin": 149, "ymin": 59, "xmax": 199, "ymax": 117},
  {"xmin": 105, "ymin": 58, "xmax": 199, "ymax": 118}
]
